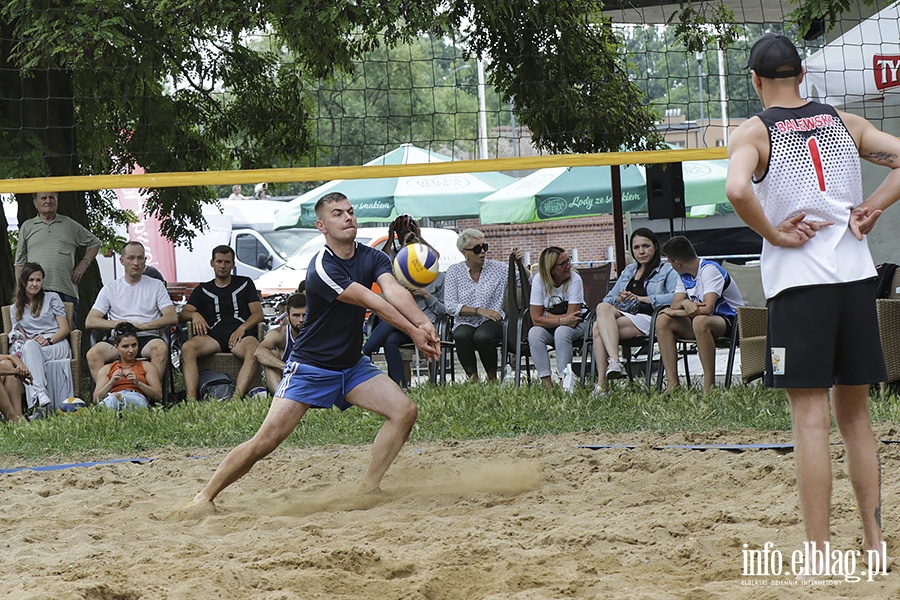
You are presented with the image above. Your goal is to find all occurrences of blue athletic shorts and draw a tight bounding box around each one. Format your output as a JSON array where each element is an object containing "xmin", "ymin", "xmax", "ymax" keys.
[{"xmin": 274, "ymin": 355, "xmax": 382, "ymax": 410}]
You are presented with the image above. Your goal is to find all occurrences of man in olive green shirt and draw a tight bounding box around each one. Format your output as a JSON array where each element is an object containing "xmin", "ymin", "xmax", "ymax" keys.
[{"xmin": 14, "ymin": 192, "xmax": 101, "ymax": 316}]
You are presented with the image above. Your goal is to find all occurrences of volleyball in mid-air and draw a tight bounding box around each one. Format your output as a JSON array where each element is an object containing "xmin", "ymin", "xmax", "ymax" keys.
[
  {"xmin": 393, "ymin": 243, "xmax": 439, "ymax": 288},
  {"xmin": 59, "ymin": 397, "xmax": 87, "ymax": 413}
]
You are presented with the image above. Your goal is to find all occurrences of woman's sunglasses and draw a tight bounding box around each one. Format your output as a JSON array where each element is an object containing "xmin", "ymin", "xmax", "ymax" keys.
[{"xmin": 464, "ymin": 243, "xmax": 489, "ymax": 254}]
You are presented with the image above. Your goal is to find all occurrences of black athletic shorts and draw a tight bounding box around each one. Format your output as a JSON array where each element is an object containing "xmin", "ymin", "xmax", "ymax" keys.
[
  {"xmin": 765, "ymin": 279, "xmax": 886, "ymax": 388},
  {"xmin": 208, "ymin": 326, "xmax": 254, "ymax": 353},
  {"xmin": 719, "ymin": 314, "xmax": 735, "ymax": 340}
]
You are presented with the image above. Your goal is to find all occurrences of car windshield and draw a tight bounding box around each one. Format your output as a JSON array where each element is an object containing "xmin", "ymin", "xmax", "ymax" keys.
[
  {"xmin": 282, "ymin": 234, "xmax": 375, "ymax": 270},
  {"xmin": 259, "ymin": 229, "xmax": 321, "ymax": 259}
]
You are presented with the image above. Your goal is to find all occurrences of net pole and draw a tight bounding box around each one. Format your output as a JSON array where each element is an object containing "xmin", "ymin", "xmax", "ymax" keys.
[{"xmin": 611, "ymin": 165, "xmax": 626, "ymax": 275}]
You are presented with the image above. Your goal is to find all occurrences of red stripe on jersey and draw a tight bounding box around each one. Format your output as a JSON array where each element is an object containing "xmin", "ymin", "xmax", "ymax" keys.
[{"xmin": 807, "ymin": 137, "xmax": 826, "ymax": 192}]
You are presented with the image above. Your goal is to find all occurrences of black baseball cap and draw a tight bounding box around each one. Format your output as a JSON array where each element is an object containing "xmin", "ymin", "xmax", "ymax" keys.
[{"xmin": 744, "ymin": 33, "xmax": 802, "ymax": 79}]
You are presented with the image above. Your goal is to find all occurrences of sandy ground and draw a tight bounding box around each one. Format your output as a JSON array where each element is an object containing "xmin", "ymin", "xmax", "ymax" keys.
[{"xmin": 2, "ymin": 427, "xmax": 900, "ymax": 599}]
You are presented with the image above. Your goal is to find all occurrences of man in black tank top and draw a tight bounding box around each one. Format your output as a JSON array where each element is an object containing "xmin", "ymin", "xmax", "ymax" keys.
[{"xmin": 727, "ymin": 33, "xmax": 900, "ymax": 575}]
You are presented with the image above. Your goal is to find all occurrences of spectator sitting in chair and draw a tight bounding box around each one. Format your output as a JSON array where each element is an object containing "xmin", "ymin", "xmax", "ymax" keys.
[
  {"xmin": 527, "ymin": 246, "xmax": 586, "ymax": 390},
  {"xmin": 0, "ymin": 354, "xmax": 30, "ymax": 422},
  {"xmin": 255, "ymin": 293, "xmax": 307, "ymax": 394},
  {"xmin": 591, "ymin": 228, "xmax": 677, "ymax": 396},
  {"xmin": 444, "ymin": 229, "xmax": 524, "ymax": 382},
  {"xmin": 362, "ymin": 214, "xmax": 447, "ymax": 390},
  {"xmin": 93, "ymin": 322, "xmax": 161, "ymax": 410},
  {"xmin": 12, "ymin": 262, "xmax": 73, "ymax": 412},
  {"xmin": 85, "ymin": 241, "xmax": 177, "ymax": 384},
  {"xmin": 180, "ymin": 245, "xmax": 264, "ymax": 401},
  {"xmin": 655, "ymin": 236, "xmax": 744, "ymax": 394}
]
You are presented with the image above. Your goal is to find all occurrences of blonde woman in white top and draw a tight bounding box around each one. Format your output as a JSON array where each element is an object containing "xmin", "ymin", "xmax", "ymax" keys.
[{"xmin": 527, "ymin": 246, "xmax": 586, "ymax": 389}]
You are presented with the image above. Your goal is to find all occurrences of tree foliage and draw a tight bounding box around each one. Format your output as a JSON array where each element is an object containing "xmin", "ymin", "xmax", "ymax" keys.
[
  {"xmin": 620, "ymin": 23, "xmax": 796, "ymax": 124},
  {"xmin": 13, "ymin": 0, "xmax": 854, "ymax": 306},
  {"xmin": 0, "ymin": 1, "xmax": 661, "ymax": 252},
  {"xmin": 788, "ymin": 0, "xmax": 882, "ymax": 38},
  {"xmin": 461, "ymin": 0, "xmax": 662, "ymax": 154}
]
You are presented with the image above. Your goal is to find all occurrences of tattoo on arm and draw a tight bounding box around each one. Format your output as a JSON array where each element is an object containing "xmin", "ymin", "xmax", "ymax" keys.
[{"xmin": 860, "ymin": 151, "xmax": 898, "ymax": 164}]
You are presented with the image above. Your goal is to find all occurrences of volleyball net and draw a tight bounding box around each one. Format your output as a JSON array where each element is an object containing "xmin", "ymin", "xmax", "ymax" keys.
[{"xmin": 1, "ymin": 1, "xmax": 897, "ymax": 204}]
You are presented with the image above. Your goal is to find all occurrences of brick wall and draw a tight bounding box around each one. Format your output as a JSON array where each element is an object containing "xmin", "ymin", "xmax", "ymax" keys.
[{"xmin": 456, "ymin": 215, "xmax": 623, "ymax": 274}]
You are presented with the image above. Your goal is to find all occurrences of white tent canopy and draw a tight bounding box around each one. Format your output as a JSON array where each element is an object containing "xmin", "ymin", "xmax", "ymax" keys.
[{"xmin": 800, "ymin": 3, "xmax": 900, "ymax": 107}]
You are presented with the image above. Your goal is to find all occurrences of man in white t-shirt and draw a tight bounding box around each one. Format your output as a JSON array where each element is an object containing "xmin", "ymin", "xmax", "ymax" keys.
[
  {"xmin": 85, "ymin": 241, "xmax": 177, "ymax": 383},
  {"xmin": 655, "ymin": 236, "xmax": 744, "ymax": 394}
]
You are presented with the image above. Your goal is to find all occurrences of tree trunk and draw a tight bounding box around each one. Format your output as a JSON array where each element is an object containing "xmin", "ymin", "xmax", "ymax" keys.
[{"xmin": 0, "ymin": 19, "xmax": 101, "ymax": 326}]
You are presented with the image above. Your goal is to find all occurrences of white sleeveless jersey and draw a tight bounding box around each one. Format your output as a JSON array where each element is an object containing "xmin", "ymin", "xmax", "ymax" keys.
[{"xmin": 752, "ymin": 102, "xmax": 875, "ymax": 299}]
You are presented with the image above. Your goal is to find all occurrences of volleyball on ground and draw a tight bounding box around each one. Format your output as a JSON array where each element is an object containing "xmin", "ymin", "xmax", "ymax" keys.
[
  {"xmin": 393, "ymin": 243, "xmax": 439, "ymax": 288},
  {"xmin": 59, "ymin": 397, "xmax": 87, "ymax": 413}
]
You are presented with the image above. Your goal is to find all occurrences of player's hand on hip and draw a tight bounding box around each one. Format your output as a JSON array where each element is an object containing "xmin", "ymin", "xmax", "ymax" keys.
[
  {"xmin": 850, "ymin": 205, "xmax": 883, "ymax": 240},
  {"xmin": 775, "ymin": 212, "xmax": 833, "ymax": 247}
]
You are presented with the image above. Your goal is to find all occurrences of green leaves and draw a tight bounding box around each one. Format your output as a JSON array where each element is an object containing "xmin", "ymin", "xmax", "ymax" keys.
[
  {"xmin": 466, "ymin": 0, "xmax": 663, "ymax": 153},
  {"xmin": 788, "ymin": 0, "xmax": 878, "ymax": 39},
  {"xmin": 667, "ymin": 1, "xmax": 740, "ymax": 53}
]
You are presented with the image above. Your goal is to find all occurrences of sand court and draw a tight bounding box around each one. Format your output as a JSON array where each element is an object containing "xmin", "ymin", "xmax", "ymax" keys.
[{"xmin": 2, "ymin": 429, "xmax": 899, "ymax": 598}]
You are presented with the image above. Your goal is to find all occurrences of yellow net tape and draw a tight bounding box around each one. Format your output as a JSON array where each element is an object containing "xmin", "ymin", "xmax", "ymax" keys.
[{"xmin": 0, "ymin": 147, "xmax": 728, "ymax": 194}]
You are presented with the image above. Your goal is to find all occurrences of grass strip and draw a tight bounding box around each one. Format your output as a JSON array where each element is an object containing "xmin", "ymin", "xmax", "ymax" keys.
[{"xmin": 2, "ymin": 382, "xmax": 899, "ymax": 462}]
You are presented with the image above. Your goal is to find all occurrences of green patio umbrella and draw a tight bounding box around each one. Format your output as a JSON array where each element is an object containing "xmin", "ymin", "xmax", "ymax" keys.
[
  {"xmin": 274, "ymin": 144, "xmax": 516, "ymax": 228},
  {"xmin": 479, "ymin": 165, "xmax": 649, "ymax": 224},
  {"xmin": 682, "ymin": 159, "xmax": 734, "ymax": 216},
  {"xmin": 479, "ymin": 159, "xmax": 733, "ymax": 224}
]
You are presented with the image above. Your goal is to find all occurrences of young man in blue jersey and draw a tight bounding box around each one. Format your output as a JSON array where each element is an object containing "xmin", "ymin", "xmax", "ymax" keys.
[
  {"xmin": 726, "ymin": 33, "xmax": 900, "ymax": 573},
  {"xmin": 191, "ymin": 192, "xmax": 441, "ymax": 509},
  {"xmin": 654, "ymin": 235, "xmax": 744, "ymax": 394}
]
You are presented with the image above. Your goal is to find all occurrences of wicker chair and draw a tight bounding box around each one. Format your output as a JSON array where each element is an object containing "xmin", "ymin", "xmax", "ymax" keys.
[
  {"xmin": 185, "ymin": 322, "xmax": 266, "ymax": 389},
  {"xmin": 736, "ymin": 306, "xmax": 768, "ymax": 385},
  {"xmin": 722, "ymin": 262, "xmax": 767, "ymax": 385},
  {"xmin": 877, "ymin": 268, "xmax": 900, "ymax": 388},
  {"xmin": 2, "ymin": 302, "xmax": 82, "ymax": 403}
]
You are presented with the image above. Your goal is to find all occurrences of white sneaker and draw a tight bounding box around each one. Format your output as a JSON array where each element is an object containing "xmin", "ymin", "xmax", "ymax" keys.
[
  {"xmin": 36, "ymin": 392, "xmax": 52, "ymax": 407},
  {"xmin": 605, "ymin": 360, "xmax": 627, "ymax": 380},
  {"xmin": 591, "ymin": 386, "xmax": 609, "ymax": 398}
]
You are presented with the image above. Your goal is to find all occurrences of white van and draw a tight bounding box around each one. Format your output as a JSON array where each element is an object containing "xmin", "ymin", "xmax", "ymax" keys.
[
  {"xmin": 254, "ymin": 226, "xmax": 464, "ymax": 296},
  {"xmin": 231, "ymin": 227, "xmax": 320, "ymax": 279},
  {"xmin": 211, "ymin": 200, "xmax": 322, "ymax": 279},
  {"xmin": 97, "ymin": 199, "xmax": 320, "ymax": 284},
  {"xmin": 5, "ymin": 194, "xmax": 320, "ymax": 284}
]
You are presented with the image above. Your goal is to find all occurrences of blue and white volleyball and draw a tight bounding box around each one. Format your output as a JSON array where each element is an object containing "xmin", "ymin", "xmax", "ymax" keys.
[
  {"xmin": 59, "ymin": 397, "xmax": 87, "ymax": 413},
  {"xmin": 393, "ymin": 243, "xmax": 439, "ymax": 288}
]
